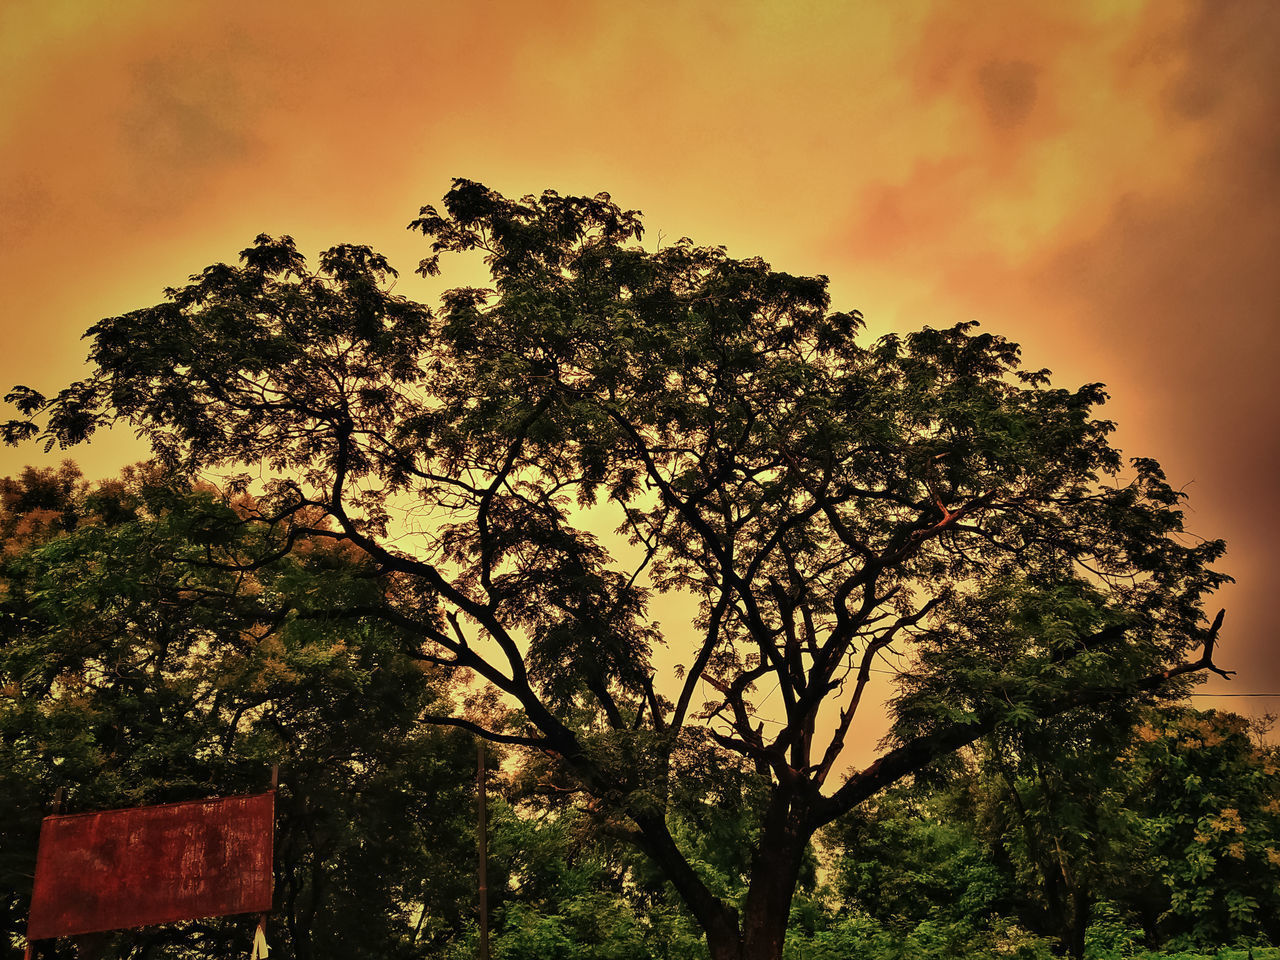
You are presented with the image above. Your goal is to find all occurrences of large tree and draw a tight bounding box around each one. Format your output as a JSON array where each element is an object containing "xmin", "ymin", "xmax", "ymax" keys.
[{"xmin": 3, "ymin": 181, "xmax": 1231, "ymax": 960}]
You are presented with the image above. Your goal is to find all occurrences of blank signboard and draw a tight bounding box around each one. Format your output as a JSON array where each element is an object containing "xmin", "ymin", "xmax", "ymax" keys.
[{"xmin": 27, "ymin": 792, "xmax": 274, "ymax": 940}]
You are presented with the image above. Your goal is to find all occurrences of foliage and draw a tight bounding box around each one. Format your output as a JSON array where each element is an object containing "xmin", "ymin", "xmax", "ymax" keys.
[
  {"xmin": 478, "ymin": 797, "xmax": 699, "ymax": 960},
  {"xmin": 902, "ymin": 577, "xmax": 1159, "ymax": 957},
  {"xmin": 826, "ymin": 786, "xmax": 1012, "ymax": 930},
  {"xmin": 968, "ymin": 719, "xmax": 1143, "ymax": 960},
  {"xmin": 1127, "ymin": 709, "xmax": 1280, "ymax": 946},
  {"xmin": 0, "ymin": 464, "xmax": 477, "ymax": 959},
  {"xmin": 818, "ymin": 705, "xmax": 1280, "ymax": 959},
  {"xmin": 780, "ymin": 911, "xmax": 1058, "ymax": 960},
  {"xmin": 3, "ymin": 180, "xmax": 1231, "ymax": 960},
  {"xmin": 1083, "ymin": 900, "xmax": 1146, "ymax": 960}
]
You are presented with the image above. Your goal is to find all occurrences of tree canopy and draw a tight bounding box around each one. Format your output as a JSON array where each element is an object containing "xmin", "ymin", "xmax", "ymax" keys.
[{"xmin": 3, "ymin": 180, "xmax": 1231, "ymax": 960}]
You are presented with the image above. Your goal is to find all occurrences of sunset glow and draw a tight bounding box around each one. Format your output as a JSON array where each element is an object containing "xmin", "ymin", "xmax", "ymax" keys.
[{"xmin": 2, "ymin": 0, "xmax": 1275, "ymax": 751}]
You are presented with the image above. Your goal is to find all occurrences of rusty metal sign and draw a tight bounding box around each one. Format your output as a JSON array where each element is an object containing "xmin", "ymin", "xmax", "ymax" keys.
[{"xmin": 27, "ymin": 792, "xmax": 274, "ymax": 941}]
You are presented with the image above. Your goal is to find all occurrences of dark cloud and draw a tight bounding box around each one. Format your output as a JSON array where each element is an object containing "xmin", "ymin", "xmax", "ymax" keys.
[
  {"xmin": 1158, "ymin": 0, "xmax": 1278, "ymax": 123},
  {"xmin": 909, "ymin": 0, "xmax": 1077, "ymax": 150},
  {"xmin": 975, "ymin": 59, "xmax": 1038, "ymax": 129},
  {"xmin": 122, "ymin": 55, "xmax": 257, "ymax": 174},
  {"xmin": 826, "ymin": 0, "xmax": 1278, "ymax": 703},
  {"xmin": 1028, "ymin": 0, "xmax": 1280, "ymax": 690}
]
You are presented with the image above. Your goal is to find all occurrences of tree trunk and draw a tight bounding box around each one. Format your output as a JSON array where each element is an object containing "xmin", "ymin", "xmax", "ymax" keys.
[
  {"xmin": 741, "ymin": 840, "xmax": 806, "ymax": 960},
  {"xmin": 1065, "ymin": 886, "xmax": 1092, "ymax": 960},
  {"xmin": 705, "ymin": 921, "xmax": 745, "ymax": 960},
  {"xmin": 702, "ymin": 790, "xmax": 810, "ymax": 960}
]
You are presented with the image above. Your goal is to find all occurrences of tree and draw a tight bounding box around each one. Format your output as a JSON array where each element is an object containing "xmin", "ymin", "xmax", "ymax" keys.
[
  {"xmin": 825, "ymin": 780, "xmax": 1015, "ymax": 941},
  {"xmin": 894, "ymin": 577, "xmax": 1153, "ymax": 959},
  {"xmin": 824, "ymin": 703, "xmax": 1280, "ymax": 956},
  {"xmin": 1125, "ymin": 707, "xmax": 1280, "ymax": 946},
  {"xmin": 0, "ymin": 464, "xmax": 478, "ymax": 959},
  {"xmin": 3, "ymin": 181, "xmax": 1231, "ymax": 960},
  {"xmin": 965, "ymin": 715, "xmax": 1139, "ymax": 960}
]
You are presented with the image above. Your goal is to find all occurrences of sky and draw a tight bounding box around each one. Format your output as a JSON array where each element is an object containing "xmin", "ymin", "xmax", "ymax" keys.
[{"xmin": 1, "ymin": 0, "xmax": 1277, "ymax": 760}]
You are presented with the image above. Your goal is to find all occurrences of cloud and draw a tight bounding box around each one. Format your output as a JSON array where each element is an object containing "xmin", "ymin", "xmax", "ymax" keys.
[
  {"xmin": 829, "ymin": 0, "xmax": 1280, "ymax": 690},
  {"xmin": 1028, "ymin": 0, "xmax": 1280, "ymax": 680},
  {"xmin": 974, "ymin": 59, "xmax": 1039, "ymax": 129},
  {"xmin": 1, "ymin": 0, "xmax": 1274, "ymax": 721}
]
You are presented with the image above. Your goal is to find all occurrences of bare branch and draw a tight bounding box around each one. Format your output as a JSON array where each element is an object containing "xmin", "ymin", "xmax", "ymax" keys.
[{"xmin": 417, "ymin": 714, "xmax": 548, "ymax": 748}]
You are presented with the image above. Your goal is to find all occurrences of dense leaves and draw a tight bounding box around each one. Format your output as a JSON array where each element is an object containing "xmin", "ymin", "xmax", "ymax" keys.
[
  {"xmin": 0, "ymin": 464, "xmax": 477, "ymax": 959},
  {"xmin": 1129, "ymin": 709, "xmax": 1280, "ymax": 944},
  {"xmin": 822, "ymin": 706, "xmax": 1280, "ymax": 957}
]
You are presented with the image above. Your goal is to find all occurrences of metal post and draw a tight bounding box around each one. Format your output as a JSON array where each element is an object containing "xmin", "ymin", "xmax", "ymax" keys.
[
  {"xmin": 265, "ymin": 763, "xmax": 278, "ymax": 955},
  {"xmin": 477, "ymin": 739, "xmax": 489, "ymax": 960}
]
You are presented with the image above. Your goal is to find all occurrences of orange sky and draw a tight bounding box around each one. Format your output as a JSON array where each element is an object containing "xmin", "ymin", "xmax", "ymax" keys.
[{"xmin": 2, "ymin": 0, "xmax": 1277, "ymax": 757}]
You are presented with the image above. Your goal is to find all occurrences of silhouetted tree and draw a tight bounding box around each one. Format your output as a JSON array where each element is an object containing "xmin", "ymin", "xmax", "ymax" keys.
[{"xmin": 4, "ymin": 181, "xmax": 1230, "ymax": 960}]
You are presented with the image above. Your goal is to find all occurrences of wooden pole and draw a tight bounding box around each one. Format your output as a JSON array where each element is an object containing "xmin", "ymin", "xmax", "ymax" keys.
[{"xmin": 477, "ymin": 739, "xmax": 489, "ymax": 960}]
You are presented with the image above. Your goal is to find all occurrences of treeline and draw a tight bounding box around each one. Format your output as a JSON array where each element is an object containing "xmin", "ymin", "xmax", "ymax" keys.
[
  {"xmin": 818, "ymin": 704, "xmax": 1279, "ymax": 959},
  {"xmin": 2, "ymin": 463, "xmax": 1277, "ymax": 960}
]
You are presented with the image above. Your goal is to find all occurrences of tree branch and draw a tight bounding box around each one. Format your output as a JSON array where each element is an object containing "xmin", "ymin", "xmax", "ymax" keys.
[
  {"xmin": 816, "ymin": 610, "xmax": 1230, "ymax": 827},
  {"xmin": 416, "ymin": 713, "xmax": 548, "ymax": 748}
]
